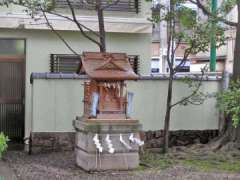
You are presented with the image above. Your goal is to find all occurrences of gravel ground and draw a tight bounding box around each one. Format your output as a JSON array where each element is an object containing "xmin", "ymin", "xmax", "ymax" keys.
[{"xmin": 3, "ymin": 151, "xmax": 240, "ymax": 180}]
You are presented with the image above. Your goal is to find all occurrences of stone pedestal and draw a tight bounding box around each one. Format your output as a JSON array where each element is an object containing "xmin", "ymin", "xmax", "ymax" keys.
[{"xmin": 73, "ymin": 117, "xmax": 142, "ymax": 171}]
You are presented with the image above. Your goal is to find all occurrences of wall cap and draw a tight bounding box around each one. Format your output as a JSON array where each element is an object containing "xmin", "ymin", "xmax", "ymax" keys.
[{"xmin": 30, "ymin": 72, "xmax": 223, "ymax": 84}]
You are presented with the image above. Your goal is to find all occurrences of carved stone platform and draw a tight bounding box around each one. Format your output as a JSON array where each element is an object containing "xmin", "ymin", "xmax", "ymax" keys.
[{"xmin": 73, "ymin": 117, "xmax": 142, "ymax": 171}]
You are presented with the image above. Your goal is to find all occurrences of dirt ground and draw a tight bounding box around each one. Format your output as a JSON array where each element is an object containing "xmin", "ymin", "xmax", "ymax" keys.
[{"xmin": 3, "ymin": 147, "xmax": 240, "ymax": 180}]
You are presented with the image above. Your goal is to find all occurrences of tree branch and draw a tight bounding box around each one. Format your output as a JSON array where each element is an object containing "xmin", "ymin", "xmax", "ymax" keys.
[
  {"xmin": 101, "ymin": 0, "xmax": 120, "ymax": 10},
  {"xmin": 66, "ymin": 0, "xmax": 102, "ymax": 49},
  {"xmin": 173, "ymin": 46, "xmax": 193, "ymax": 73},
  {"xmin": 173, "ymin": 37, "xmax": 182, "ymax": 56},
  {"xmin": 11, "ymin": 0, "xmax": 101, "ymax": 37},
  {"xmin": 42, "ymin": 8, "xmax": 80, "ymax": 56},
  {"xmin": 189, "ymin": 0, "xmax": 237, "ymax": 27},
  {"xmin": 170, "ymin": 18, "xmax": 175, "ymax": 70},
  {"xmin": 44, "ymin": 10, "xmax": 100, "ymax": 37},
  {"xmin": 42, "ymin": 9, "xmax": 82, "ymax": 73},
  {"xmin": 166, "ymin": 7, "xmax": 174, "ymax": 73},
  {"xmin": 166, "ymin": 30, "xmax": 173, "ymax": 73},
  {"xmin": 170, "ymin": 67, "xmax": 205, "ymax": 108}
]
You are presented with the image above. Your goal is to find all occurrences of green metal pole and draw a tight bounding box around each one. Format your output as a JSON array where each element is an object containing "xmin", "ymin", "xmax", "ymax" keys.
[{"xmin": 210, "ymin": 0, "xmax": 217, "ymax": 72}]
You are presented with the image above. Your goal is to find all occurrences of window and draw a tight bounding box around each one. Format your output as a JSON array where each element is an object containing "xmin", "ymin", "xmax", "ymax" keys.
[
  {"xmin": 128, "ymin": 55, "xmax": 140, "ymax": 74},
  {"xmin": 54, "ymin": 0, "xmax": 140, "ymax": 13},
  {"xmin": 0, "ymin": 39, "xmax": 25, "ymax": 55},
  {"xmin": 151, "ymin": 57, "xmax": 161, "ymax": 73},
  {"xmin": 175, "ymin": 57, "xmax": 190, "ymax": 72},
  {"xmin": 50, "ymin": 54, "xmax": 140, "ymax": 74},
  {"xmin": 50, "ymin": 54, "xmax": 81, "ymax": 73}
]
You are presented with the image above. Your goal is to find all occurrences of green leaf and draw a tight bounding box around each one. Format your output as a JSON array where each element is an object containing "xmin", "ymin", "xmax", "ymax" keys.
[
  {"xmin": 217, "ymin": 79, "xmax": 240, "ymax": 127},
  {"xmin": 0, "ymin": 132, "xmax": 8, "ymax": 159}
]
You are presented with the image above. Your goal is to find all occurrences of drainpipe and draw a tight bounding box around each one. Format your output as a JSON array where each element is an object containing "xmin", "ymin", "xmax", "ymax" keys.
[{"xmin": 210, "ymin": 0, "xmax": 217, "ymax": 72}]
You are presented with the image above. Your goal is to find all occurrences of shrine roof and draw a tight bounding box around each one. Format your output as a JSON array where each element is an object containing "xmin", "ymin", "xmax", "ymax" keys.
[{"xmin": 81, "ymin": 52, "xmax": 138, "ymax": 80}]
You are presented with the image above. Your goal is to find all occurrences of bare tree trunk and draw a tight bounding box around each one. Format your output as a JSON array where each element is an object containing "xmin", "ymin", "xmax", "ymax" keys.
[
  {"xmin": 226, "ymin": 3, "xmax": 240, "ymax": 142},
  {"xmin": 213, "ymin": 3, "xmax": 240, "ymax": 150},
  {"xmin": 162, "ymin": 0, "xmax": 174, "ymax": 154},
  {"xmin": 96, "ymin": 0, "xmax": 106, "ymax": 52},
  {"xmin": 163, "ymin": 73, "xmax": 173, "ymax": 153},
  {"xmin": 232, "ymin": 3, "xmax": 240, "ymax": 80}
]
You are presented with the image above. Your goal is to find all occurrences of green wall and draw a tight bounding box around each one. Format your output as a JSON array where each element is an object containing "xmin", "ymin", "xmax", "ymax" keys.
[
  {"xmin": 31, "ymin": 78, "xmax": 220, "ymax": 132},
  {"xmin": 0, "ymin": 29, "xmax": 151, "ymax": 138}
]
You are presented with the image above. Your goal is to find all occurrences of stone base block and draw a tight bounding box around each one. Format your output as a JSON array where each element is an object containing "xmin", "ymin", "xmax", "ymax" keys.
[
  {"xmin": 30, "ymin": 132, "xmax": 75, "ymax": 153},
  {"xmin": 73, "ymin": 118, "xmax": 142, "ymax": 171},
  {"xmin": 74, "ymin": 117, "xmax": 142, "ymax": 134},
  {"xmin": 75, "ymin": 131, "xmax": 140, "ymax": 153},
  {"xmin": 76, "ymin": 148, "xmax": 139, "ymax": 171}
]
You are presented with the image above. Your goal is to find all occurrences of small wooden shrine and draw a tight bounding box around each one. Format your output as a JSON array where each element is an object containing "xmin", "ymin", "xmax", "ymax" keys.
[
  {"xmin": 79, "ymin": 52, "xmax": 138, "ymax": 120},
  {"xmin": 74, "ymin": 52, "xmax": 142, "ymax": 171}
]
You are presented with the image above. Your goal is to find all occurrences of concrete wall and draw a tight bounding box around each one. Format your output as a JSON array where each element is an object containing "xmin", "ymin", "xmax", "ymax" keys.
[
  {"xmin": 31, "ymin": 78, "xmax": 221, "ymax": 132},
  {"xmin": 0, "ymin": 29, "xmax": 151, "ymax": 138},
  {"xmin": 0, "ymin": 0, "xmax": 152, "ymax": 19}
]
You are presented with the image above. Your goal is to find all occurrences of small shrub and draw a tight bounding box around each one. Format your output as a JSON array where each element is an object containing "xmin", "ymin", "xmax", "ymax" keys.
[
  {"xmin": 0, "ymin": 132, "xmax": 9, "ymax": 159},
  {"xmin": 217, "ymin": 79, "xmax": 240, "ymax": 127}
]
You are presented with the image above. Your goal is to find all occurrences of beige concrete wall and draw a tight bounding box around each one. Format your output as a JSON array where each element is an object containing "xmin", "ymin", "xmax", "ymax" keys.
[
  {"xmin": 225, "ymin": 29, "xmax": 235, "ymax": 73},
  {"xmin": 190, "ymin": 62, "xmax": 225, "ymax": 72},
  {"xmin": 0, "ymin": 3, "xmax": 152, "ymax": 34},
  {"xmin": 151, "ymin": 43, "xmax": 160, "ymax": 57},
  {"xmin": 31, "ymin": 78, "xmax": 220, "ymax": 132},
  {"xmin": 0, "ymin": 29, "xmax": 151, "ymax": 138},
  {"xmin": 0, "ymin": 0, "xmax": 151, "ymax": 19}
]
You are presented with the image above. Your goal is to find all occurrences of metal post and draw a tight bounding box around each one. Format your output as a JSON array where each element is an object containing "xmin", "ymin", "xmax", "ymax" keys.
[{"xmin": 210, "ymin": 0, "xmax": 217, "ymax": 72}]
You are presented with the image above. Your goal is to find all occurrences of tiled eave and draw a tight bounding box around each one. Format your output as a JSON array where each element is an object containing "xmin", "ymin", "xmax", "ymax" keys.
[{"xmin": 0, "ymin": 13, "xmax": 152, "ymax": 33}]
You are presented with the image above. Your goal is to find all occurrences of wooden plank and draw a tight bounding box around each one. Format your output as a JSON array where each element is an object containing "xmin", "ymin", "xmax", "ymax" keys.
[
  {"xmin": 0, "ymin": 43, "xmax": 25, "ymax": 140},
  {"xmin": 0, "ymin": 55, "xmax": 24, "ymax": 63},
  {"xmin": 0, "ymin": 97, "xmax": 22, "ymax": 104}
]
